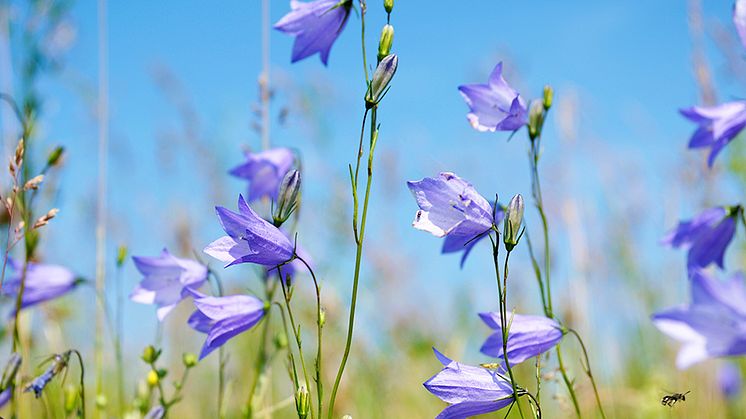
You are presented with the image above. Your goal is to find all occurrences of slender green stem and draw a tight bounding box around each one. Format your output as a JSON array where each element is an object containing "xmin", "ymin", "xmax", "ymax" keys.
[
  {"xmin": 351, "ymin": 109, "xmax": 369, "ymax": 242},
  {"xmin": 535, "ymin": 355, "xmax": 541, "ymax": 406},
  {"xmin": 555, "ymin": 345, "xmax": 581, "ymax": 417},
  {"xmin": 568, "ymin": 329, "xmax": 606, "ymax": 419},
  {"xmin": 209, "ymin": 270, "xmax": 227, "ymax": 417},
  {"xmin": 525, "ymin": 232, "xmax": 548, "ymax": 316},
  {"xmin": 328, "ymin": 107, "xmax": 378, "ymax": 418},
  {"xmin": 295, "ymin": 255, "xmax": 323, "ymax": 419},
  {"xmin": 71, "ymin": 350, "xmax": 86, "ymax": 419},
  {"xmin": 279, "ymin": 267, "xmax": 315, "ymax": 419},
  {"xmin": 496, "ymin": 246, "xmax": 524, "ymax": 419},
  {"xmin": 245, "ymin": 273, "xmax": 274, "ymax": 418},
  {"xmin": 359, "ymin": 0, "xmax": 369, "ymax": 84}
]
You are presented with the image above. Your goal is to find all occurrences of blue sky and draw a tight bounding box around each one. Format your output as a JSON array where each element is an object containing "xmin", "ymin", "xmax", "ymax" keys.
[{"xmin": 1, "ymin": 0, "xmax": 744, "ymax": 368}]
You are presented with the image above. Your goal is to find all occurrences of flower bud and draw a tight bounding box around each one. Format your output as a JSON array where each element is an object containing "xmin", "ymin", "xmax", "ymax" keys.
[
  {"xmin": 527, "ymin": 99, "xmax": 544, "ymax": 140},
  {"xmin": 377, "ymin": 24, "xmax": 394, "ymax": 63},
  {"xmin": 274, "ymin": 332, "xmax": 288, "ymax": 350},
  {"xmin": 384, "ymin": 0, "xmax": 393, "ymax": 13},
  {"xmin": 295, "ymin": 385, "xmax": 310, "ymax": 419},
  {"xmin": 319, "ymin": 307, "xmax": 326, "ymax": 328},
  {"xmin": 116, "ymin": 245, "xmax": 128, "ymax": 267},
  {"xmin": 64, "ymin": 385, "xmax": 78, "ymax": 413},
  {"xmin": 146, "ymin": 370, "xmax": 159, "ymax": 387},
  {"xmin": 141, "ymin": 345, "xmax": 160, "ymax": 364},
  {"xmin": 47, "ymin": 146, "xmax": 64, "ymax": 167},
  {"xmin": 274, "ymin": 170, "xmax": 301, "ymax": 225},
  {"xmin": 542, "ymin": 85, "xmax": 553, "ymax": 110},
  {"xmin": 365, "ymin": 54, "xmax": 398, "ymax": 108},
  {"xmin": 182, "ymin": 353, "xmax": 198, "ymax": 368},
  {"xmin": 95, "ymin": 394, "xmax": 108, "ymax": 409},
  {"xmin": 503, "ymin": 194, "xmax": 524, "ymax": 251}
]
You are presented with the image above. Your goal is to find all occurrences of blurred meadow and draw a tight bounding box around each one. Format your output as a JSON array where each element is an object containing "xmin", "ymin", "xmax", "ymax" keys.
[{"xmin": 1, "ymin": 0, "xmax": 746, "ymax": 418}]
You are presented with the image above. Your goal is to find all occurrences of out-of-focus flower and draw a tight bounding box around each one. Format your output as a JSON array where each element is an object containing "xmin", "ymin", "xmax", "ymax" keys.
[
  {"xmin": 204, "ymin": 195, "xmax": 295, "ymax": 267},
  {"xmin": 274, "ymin": 0, "xmax": 352, "ymax": 65},
  {"xmin": 423, "ymin": 348, "xmax": 514, "ymax": 418},
  {"xmin": 407, "ymin": 172, "xmax": 497, "ymax": 267},
  {"xmin": 735, "ymin": 0, "xmax": 746, "ymax": 48},
  {"xmin": 479, "ymin": 313, "xmax": 564, "ymax": 365},
  {"xmin": 680, "ymin": 102, "xmax": 746, "ymax": 167},
  {"xmin": 188, "ymin": 293, "xmax": 267, "ymax": 359},
  {"xmin": 229, "ymin": 148, "xmax": 295, "ymax": 202},
  {"xmin": 661, "ymin": 206, "xmax": 738, "ymax": 272},
  {"xmin": 130, "ymin": 249, "xmax": 208, "ymax": 321},
  {"xmin": 652, "ymin": 270, "xmax": 746, "ymax": 369},
  {"xmin": 144, "ymin": 405, "xmax": 165, "ymax": 419},
  {"xmin": 719, "ymin": 362, "xmax": 742, "ymax": 399},
  {"xmin": 24, "ymin": 352, "xmax": 69, "ymax": 398},
  {"xmin": 458, "ymin": 62, "xmax": 527, "ymax": 132},
  {"xmin": 0, "ymin": 387, "xmax": 11, "ymax": 408},
  {"xmin": 4, "ymin": 259, "xmax": 79, "ymax": 309}
]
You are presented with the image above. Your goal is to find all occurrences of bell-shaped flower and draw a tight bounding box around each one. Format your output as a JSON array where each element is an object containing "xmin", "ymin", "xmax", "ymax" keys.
[
  {"xmin": 229, "ymin": 148, "xmax": 295, "ymax": 202},
  {"xmin": 204, "ymin": 195, "xmax": 295, "ymax": 267},
  {"xmin": 407, "ymin": 172, "xmax": 498, "ymax": 267},
  {"xmin": 458, "ymin": 62, "xmax": 527, "ymax": 132},
  {"xmin": 680, "ymin": 102, "xmax": 746, "ymax": 167},
  {"xmin": 130, "ymin": 249, "xmax": 208, "ymax": 321},
  {"xmin": 274, "ymin": 0, "xmax": 352, "ymax": 65},
  {"xmin": 662, "ymin": 206, "xmax": 738, "ymax": 271},
  {"xmin": 719, "ymin": 362, "xmax": 742, "ymax": 399},
  {"xmin": 188, "ymin": 293, "xmax": 267, "ymax": 359},
  {"xmin": 652, "ymin": 270, "xmax": 746, "ymax": 369},
  {"xmin": 479, "ymin": 313, "xmax": 564, "ymax": 365},
  {"xmin": 423, "ymin": 348, "xmax": 514, "ymax": 419},
  {"xmin": 4, "ymin": 259, "xmax": 79, "ymax": 309}
]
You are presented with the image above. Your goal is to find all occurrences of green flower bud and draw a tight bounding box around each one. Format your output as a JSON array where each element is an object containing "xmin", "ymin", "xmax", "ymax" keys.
[
  {"xmin": 384, "ymin": 0, "xmax": 393, "ymax": 13},
  {"xmin": 141, "ymin": 345, "xmax": 160, "ymax": 364},
  {"xmin": 527, "ymin": 99, "xmax": 544, "ymax": 140},
  {"xmin": 116, "ymin": 245, "xmax": 128, "ymax": 267},
  {"xmin": 64, "ymin": 385, "xmax": 78, "ymax": 413},
  {"xmin": 542, "ymin": 85, "xmax": 553, "ymax": 110},
  {"xmin": 377, "ymin": 24, "xmax": 394, "ymax": 63},
  {"xmin": 366, "ymin": 54, "xmax": 398, "ymax": 108},
  {"xmin": 47, "ymin": 146, "xmax": 65, "ymax": 167},
  {"xmin": 319, "ymin": 307, "xmax": 326, "ymax": 328},
  {"xmin": 182, "ymin": 352, "xmax": 198, "ymax": 368},
  {"xmin": 274, "ymin": 332, "xmax": 288, "ymax": 350},
  {"xmin": 274, "ymin": 170, "xmax": 301, "ymax": 226},
  {"xmin": 146, "ymin": 370, "xmax": 159, "ymax": 387},
  {"xmin": 95, "ymin": 393, "xmax": 108, "ymax": 409},
  {"xmin": 295, "ymin": 385, "xmax": 310, "ymax": 419},
  {"xmin": 503, "ymin": 194, "xmax": 524, "ymax": 252}
]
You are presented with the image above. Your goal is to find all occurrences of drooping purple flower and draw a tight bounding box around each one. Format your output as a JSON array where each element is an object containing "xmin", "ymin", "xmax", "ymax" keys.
[
  {"xmin": 719, "ymin": 362, "xmax": 742, "ymax": 399},
  {"xmin": 423, "ymin": 348, "xmax": 514, "ymax": 419},
  {"xmin": 661, "ymin": 206, "xmax": 738, "ymax": 271},
  {"xmin": 229, "ymin": 148, "xmax": 295, "ymax": 202},
  {"xmin": 274, "ymin": 0, "xmax": 352, "ymax": 65},
  {"xmin": 24, "ymin": 352, "xmax": 68, "ymax": 398},
  {"xmin": 204, "ymin": 195, "xmax": 295, "ymax": 268},
  {"xmin": 735, "ymin": 0, "xmax": 746, "ymax": 48},
  {"xmin": 188, "ymin": 293, "xmax": 267, "ymax": 359},
  {"xmin": 144, "ymin": 405, "xmax": 165, "ymax": 419},
  {"xmin": 130, "ymin": 249, "xmax": 208, "ymax": 321},
  {"xmin": 0, "ymin": 387, "xmax": 11, "ymax": 408},
  {"xmin": 479, "ymin": 313, "xmax": 564, "ymax": 365},
  {"xmin": 458, "ymin": 62, "xmax": 528, "ymax": 132},
  {"xmin": 407, "ymin": 172, "xmax": 497, "ymax": 267},
  {"xmin": 680, "ymin": 102, "xmax": 746, "ymax": 167},
  {"xmin": 652, "ymin": 270, "xmax": 746, "ymax": 369},
  {"xmin": 4, "ymin": 259, "xmax": 79, "ymax": 309}
]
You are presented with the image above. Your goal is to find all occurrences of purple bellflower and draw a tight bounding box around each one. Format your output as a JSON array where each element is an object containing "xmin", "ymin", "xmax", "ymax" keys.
[
  {"xmin": 274, "ymin": 0, "xmax": 352, "ymax": 65},
  {"xmin": 652, "ymin": 270, "xmax": 746, "ymax": 369},
  {"xmin": 479, "ymin": 312, "xmax": 564, "ymax": 365},
  {"xmin": 735, "ymin": 0, "xmax": 746, "ymax": 49},
  {"xmin": 4, "ymin": 259, "xmax": 78, "ymax": 309},
  {"xmin": 458, "ymin": 62, "xmax": 528, "ymax": 132},
  {"xmin": 661, "ymin": 206, "xmax": 738, "ymax": 272},
  {"xmin": 423, "ymin": 348, "xmax": 514, "ymax": 419},
  {"xmin": 204, "ymin": 195, "xmax": 295, "ymax": 268},
  {"xmin": 680, "ymin": 102, "xmax": 746, "ymax": 167},
  {"xmin": 229, "ymin": 148, "xmax": 295, "ymax": 202},
  {"xmin": 188, "ymin": 293, "xmax": 267, "ymax": 360},
  {"xmin": 130, "ymin": 249, "xmax": 208, "ymax": 321},
  {"xmin": 407, "ymin": 172, "xmax": 498, "ymax": 267},
  {"xmin": 0, "ymin": 387, "xmax": 10, "ymax": 408},
  {"xmin": 719, "ymin": 362, "xmax": 742, "ymax": 399}
]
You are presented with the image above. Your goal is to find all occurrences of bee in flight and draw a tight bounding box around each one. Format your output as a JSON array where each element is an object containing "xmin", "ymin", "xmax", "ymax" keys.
[{"xmin": 661, "ymin": 390, "xmax": 690, "ymax": 407}]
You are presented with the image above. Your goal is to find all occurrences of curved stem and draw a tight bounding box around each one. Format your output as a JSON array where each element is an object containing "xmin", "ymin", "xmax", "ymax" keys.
[
  {"xmin": 328, "ymin": 106, "xmax": 378, "ymax": 417},
  {"xmin": 296, "ymin": 255, "xmax": 323, "ymax": 419},
  {"xmin": 70, "ymin": 350, "xmax": 86, "ymax": 419},
  {"xmin": 568, "ymin": 329, "xmax": 606, "ymax": 419}
]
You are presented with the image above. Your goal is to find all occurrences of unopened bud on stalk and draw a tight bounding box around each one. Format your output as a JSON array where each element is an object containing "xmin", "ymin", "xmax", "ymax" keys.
[
  {"xmin": 528, "ymin": 99, "xmax": 544, "ymax": 140},
  {"xmin": 503, "ymin": 194, "xmax": 524, "ymax": 252},
  {"xmin": 274, "ymin": 170, "xmax": 301, "ymax": 226},
  {"xmin": 23, "ymin": 175, "xmax": 44, "ymax": 191},
  {"xmin": 95, "ymin": 394, "xmax": 107, "ymax": 409},
  {"xmin": 377, "ymin": 24, "xmax": 394, "ymax": 63},
  {"xmin": 141, "ymin": 345, "xmax": 160, "ymax": 364},
  {"xmin": 295, "ymin": 385, "xmax": 310, "ymax": 419},
  {"xmin": 33, "ymin": 208, "xmax": 59, "ymax": 229},
  {"xmin": 384, "ymin": 0, "xmax": 393, "ymax": 13},
  {"xmin": 116, "ymin": 245, "xmax": 128, "ymax": 267},
  {"xmin": 146, "ymin": 370, "xmax": 159, "ymax": 387},
  {"xmin": 182, "ymin": 353, "xmax": 198, "ymax": 368},
  {"xmin": 319, "ymin": 307, "xmax": 326, "ymax": 328},
  {"xmin": 274, "ymin": 332, "xmax": 288, "ymax": 350},
  {"xmin": 543, "ymin": 85, "xmax": 553, "ymax": 110},
  {"xmin": 64, "ymin": 385, "xmax": 78, "ymax": 413},
  {"xmin": 366, "ymin": 54, "xmax": 398, "ymax": 108},
  {"xmin": 47, "ymin": 146, "xmax": 64, "ymax": 167}
]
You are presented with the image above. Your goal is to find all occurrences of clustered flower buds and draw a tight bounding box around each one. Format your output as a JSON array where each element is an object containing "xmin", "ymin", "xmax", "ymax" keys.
[
  {"xmin": 503, "ymin": 194, "xmax": 524, "ymax": 251},
  {"xmin": 366, "ymin": 54, "xmax": 398, "ymax": 108}
]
